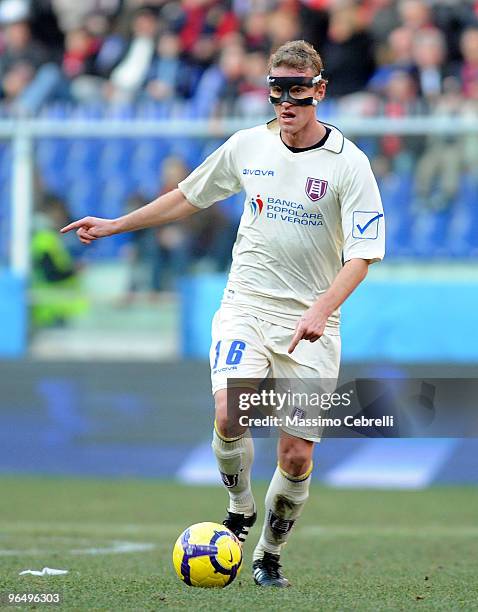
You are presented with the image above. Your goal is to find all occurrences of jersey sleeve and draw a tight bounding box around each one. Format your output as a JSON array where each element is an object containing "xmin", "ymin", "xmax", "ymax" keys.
[
  {"xmin": 178, "ymin": 132, "xmax": 243, "ymax": 209},
  {"xmin": 340, "ymin": 150, "xmax": 385, "ymax": 264}
]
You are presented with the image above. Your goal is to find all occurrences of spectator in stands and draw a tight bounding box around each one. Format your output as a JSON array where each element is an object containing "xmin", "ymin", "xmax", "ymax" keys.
[
  {"xmin": 387, "ymin": 25, "xmax": 415, "ymax": 67},
  {"xmin": 398, "ymin": 0, "xmax": 435, "ymax": 33},
  {"xmin": 242, "ymin": 10, "xmax": 270, "ymax": 53},
  {"xmin": 378, "ymin": 68, "xmax": 424, "ymax": 169},
  {"xmin": 29, "ymin": 0, "xmax": 64, "ymax": 56},
  {"xmin": 184, "ymin": 32, "xmax": 217, "ymax": 81},
  {"xmin": 51, "ymin": 0, "xmax": 122, "ymax": 33},
  {"xmin": 145, "ymin": 32, "xmax": 185, "ymax": 102},
  {"xmin": 193, "ymin": 40, "xmax": 246, "ymax": 117},
  {"xmin": 62, "ymin": 26, "xmax": 100, "ymax": 79},
  {"xmin": 1, "ymin": 60, "xmax": 35, "ymax": 108},
  {"xmin": 368, "ymin": 25, "xmax": 415, "ymax": 94},
  {"xmin": 297, "ymin": 0, "xmax": 329, "ymax": 55},
  {"xmin": 267, "ymin": 7, "xmax": 300, "ymax": 51},
  {"xmin": 458, "ymin": 42, "xmax": 478, "ymax": 180},
  {"xmin": 235, "ymin": 50, "xmax": 269, "ymax": 117},
  {"xmin": 411, "ymin": 28, "xmax": 449, "ymax": 103},
  {"xmin": 178, "ymin": 0, "xmax": 239, "ymax": 53},
  {"xmin": 87, "ymin": 13, "xmax": 126, "ymax": 79},
  {"xmin": 0, "ymin": 7, "xmax": 66, "ymax": 114},
  {"xmin": 458, "ymin": 27, "xmax": 478, "ymax": 98},
  {"xmin": 62, "ymin": 26, "xmax": 102, "ymax": 102},
  {"xmin": 31, "ymin": 194, "xmax": 88, "ymax": 327},
  {"xmin": 322, "ymin": 5, "xmax": 375, "ymax": 98},
  {"xmin": 152, "ymin": 155, "xmax": 192, "ymax": 289},
  {"xmin": 122, "ymin": 193, "xmax": 160, "ymax": 302},
  {"xmin": 107, "ymin": 7, "xmax": 158, "ymax": 102},
  {"xmin": 431, "ymin": 0, "xmax": 477, "ymax": 63},
  {"xmin": 413, "ymin": 76, "xmax": 464, "ymax": 210},
  {"xmin": 205, "ymin": 1, "xmax": 240, "ymax": 45},
  {"xmin": 0, "ymin": 12, "xmax": 49, "ymax": 76},
  {"xmin": 48, "ymin": 14, "xmax": 127, "ymax": 104},
  {"xmin": 366, "ymin": 0, "xmax": 400, "ymax": 46},
  {"xmin": 123, "ymin": 157, "xmax": 192, "ymax": 300}
]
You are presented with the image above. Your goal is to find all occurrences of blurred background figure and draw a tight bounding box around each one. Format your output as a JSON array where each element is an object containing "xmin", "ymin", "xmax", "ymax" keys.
[
  {"xmin": 193, "ymin": 40, "xmax": 246, "ymax": 117},
  {"xmin": 31, "ymin": 194, "xmax": 88, "ymax": 327},
  {"xmin": 397, "ymin": 0, "xmax": 434, "ymax": 33},
  {"xmin": 458, "ymin": 26, "xmax": 478, "ymax": 98},
  {"xmin": 413, "ymin": 76, "xmax": 464, "ymax": 211},
  {"xmin": 267, "ymin": 5, "xmax": 299, "ymax": 51},
  {"xmin": 412, "ymin": 28, "xmax": 449, "ymax": 104},
  {"xmin": 107, "ymin": 7, "xmax": 158, "ymax": 102},
  {"xmin": 122, "ymin": 156, "xmax": 192, "ymax": 304},
  {"xmin": 322, "ymin": 4, "xmax": 375, "ymax": 98},
  {"xmin": 235, "ymin": 50, "xmax": 269, "ymax": 117},
  {"xmin": 145, "ymin": 32, "xmax": 185, "ymax": 103}
]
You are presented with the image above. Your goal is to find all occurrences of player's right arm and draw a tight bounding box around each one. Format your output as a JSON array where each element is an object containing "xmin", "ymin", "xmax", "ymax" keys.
[
  {"xmin": 60, "ymin": 188, "xmax": 198, "ymax": 245},
  {"xmin": 62, "ymin": 132, "xmax": 243, "ymax": 245}
]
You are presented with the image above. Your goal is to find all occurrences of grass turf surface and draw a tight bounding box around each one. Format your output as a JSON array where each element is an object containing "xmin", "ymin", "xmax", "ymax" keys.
[{"xmin": 0, "ymin": 477, "xmax": 477, "ymax": 611}]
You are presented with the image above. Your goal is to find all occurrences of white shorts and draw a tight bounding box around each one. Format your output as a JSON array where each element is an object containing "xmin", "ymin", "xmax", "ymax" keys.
[{"xmin": 210, "ymin": 304, "xmax": 341, "ymax": 442}]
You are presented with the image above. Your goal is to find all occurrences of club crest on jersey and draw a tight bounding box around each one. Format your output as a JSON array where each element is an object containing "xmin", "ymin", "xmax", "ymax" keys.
[
  {"xmin": 249, "ymin": 194, "xmax": 264, "ymax": 220},
  {"xmin": 305, "ymin": 177, "xmax": 328, "ymax": 202}
]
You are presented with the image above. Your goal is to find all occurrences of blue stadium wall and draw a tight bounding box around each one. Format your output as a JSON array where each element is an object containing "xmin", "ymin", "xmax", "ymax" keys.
[
  {"xmin": 0, "ymin": 271, "xmax": 26, "ymax": 357},
  {"xmin": 180, "ymin": 273, "xmax": 478, "ymax": 363}
]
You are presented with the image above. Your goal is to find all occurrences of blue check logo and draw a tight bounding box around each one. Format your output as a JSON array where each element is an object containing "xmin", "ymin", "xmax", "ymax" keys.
[{"xmin": 352, "ymin": 211, "xmax": 383, "ymax": 240}]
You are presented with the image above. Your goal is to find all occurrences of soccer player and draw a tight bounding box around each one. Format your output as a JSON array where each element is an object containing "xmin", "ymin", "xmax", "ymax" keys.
[{"xmin": 62, "ymin": 40, "xmax": 385, "ymax": 587}]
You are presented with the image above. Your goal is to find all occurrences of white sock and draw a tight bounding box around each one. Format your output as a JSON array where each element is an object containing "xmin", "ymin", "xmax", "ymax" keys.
[
  {"xmin": 253, "ymin": 462, "xmax": 312, "ymax": 561},
  {"xmin": 211, "ymin": 424, "xmax": 255, "ymax": 515}
]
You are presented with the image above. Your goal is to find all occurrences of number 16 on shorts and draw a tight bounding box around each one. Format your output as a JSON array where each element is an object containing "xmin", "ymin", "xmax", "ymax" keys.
[{"xmin": 212, "ymin": 340, "xmax": 246, "ymax": 372}]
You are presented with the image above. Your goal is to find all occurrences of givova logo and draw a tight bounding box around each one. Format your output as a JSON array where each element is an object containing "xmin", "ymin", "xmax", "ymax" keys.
[
  {"xmin": 243, "ymin": 168, "xmax": 274, "ymax": 176},
  {"xmin": 249, "ymin": 194, "xmax": 264, "ymax": 220}
]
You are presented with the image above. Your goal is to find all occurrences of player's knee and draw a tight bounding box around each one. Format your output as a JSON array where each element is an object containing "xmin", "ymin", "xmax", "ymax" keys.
[
  {"xmin": 279, "ymin": 439, "xmax": 313, "ymax": 478},
  {"xmin": 214, "ymin": 390, "xmax": 229, "ymax": 436},
  {"xmin": 214, "ymin": 388, "xmax": 251, "ymax": 439},
  {"xmin": 280, "ymin": 454, "xmax": 311, "ymax": 478}
]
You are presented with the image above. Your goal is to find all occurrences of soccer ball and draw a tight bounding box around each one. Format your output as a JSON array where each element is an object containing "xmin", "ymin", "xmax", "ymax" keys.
[{"xmin": 172, "ymin": 522, "xmax": 243, "ymax": 588}]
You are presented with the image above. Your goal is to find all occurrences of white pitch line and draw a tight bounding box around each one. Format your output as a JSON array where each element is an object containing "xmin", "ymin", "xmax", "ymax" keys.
[
  {"xmin": 0, "ymin": 540, "xmax": 156, "ymax": 557},
  {"xmin": 70, "ymin": 541, "xmax": 155, "ymax": 555},
  {"xmin": 0, "ymin": 549, "xmax": 45, "ymax": 556}
]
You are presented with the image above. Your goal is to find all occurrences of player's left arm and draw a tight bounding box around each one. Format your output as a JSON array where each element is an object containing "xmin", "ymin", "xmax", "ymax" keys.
[
  {"xmin": 288, "ymin": 258, "xmax": 369, "ymax": 354},
  {"xmin": 289, "ymin": 148, "xmax": 385, "ymax": 354}
]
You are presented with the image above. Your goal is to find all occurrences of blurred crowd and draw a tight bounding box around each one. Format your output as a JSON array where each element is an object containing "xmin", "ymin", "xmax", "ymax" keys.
[{"xmin": 1, "ymin": 0, "xmax": 478, "ymax": 117}]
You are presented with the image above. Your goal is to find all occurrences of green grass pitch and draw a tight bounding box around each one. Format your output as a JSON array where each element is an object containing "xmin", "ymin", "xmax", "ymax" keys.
[{"xmin": 0, "ymin": 477, "xmax": 477, "ymax": 611}]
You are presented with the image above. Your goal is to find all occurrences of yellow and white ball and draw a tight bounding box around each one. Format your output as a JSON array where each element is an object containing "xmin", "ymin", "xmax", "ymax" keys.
[{"xmin": 172, "ymin": 522, "xmax": 242, "ymax": 588}]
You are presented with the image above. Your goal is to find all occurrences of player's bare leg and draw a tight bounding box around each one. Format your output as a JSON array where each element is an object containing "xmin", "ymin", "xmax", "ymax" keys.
[
  {"xmin": 211, "ymin": 388, "xmax": 257, "ymax": 544},
  {"xmin": 253, "ymin": 431, "xmax": 314, "ymax": 587}
]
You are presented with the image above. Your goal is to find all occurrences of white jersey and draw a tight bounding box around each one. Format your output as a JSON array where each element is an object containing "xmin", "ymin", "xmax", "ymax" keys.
[{"xmin": 178, "ymin": 119, "xmax": 385, "ymax": 329}]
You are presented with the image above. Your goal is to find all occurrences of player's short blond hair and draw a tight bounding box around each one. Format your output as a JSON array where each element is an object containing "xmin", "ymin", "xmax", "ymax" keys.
[{"xmin": 268, "ymin": 40, "xmax": 325, "ymax": 78}]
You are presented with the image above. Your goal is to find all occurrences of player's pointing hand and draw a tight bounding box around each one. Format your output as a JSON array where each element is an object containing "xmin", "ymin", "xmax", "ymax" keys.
[
  {"xmin": 288, "ymin": 304, "xmax": 328, "ymax": 353},
  {"xmin": 60, "ymin": 216, "xmax": 118, "ymax": 245}
]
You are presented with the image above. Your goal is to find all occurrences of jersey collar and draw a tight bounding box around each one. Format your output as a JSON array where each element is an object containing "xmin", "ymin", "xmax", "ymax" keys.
[{"xmin": 266, "ymin": 118, "xmax": 344, "ymax": 154}]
